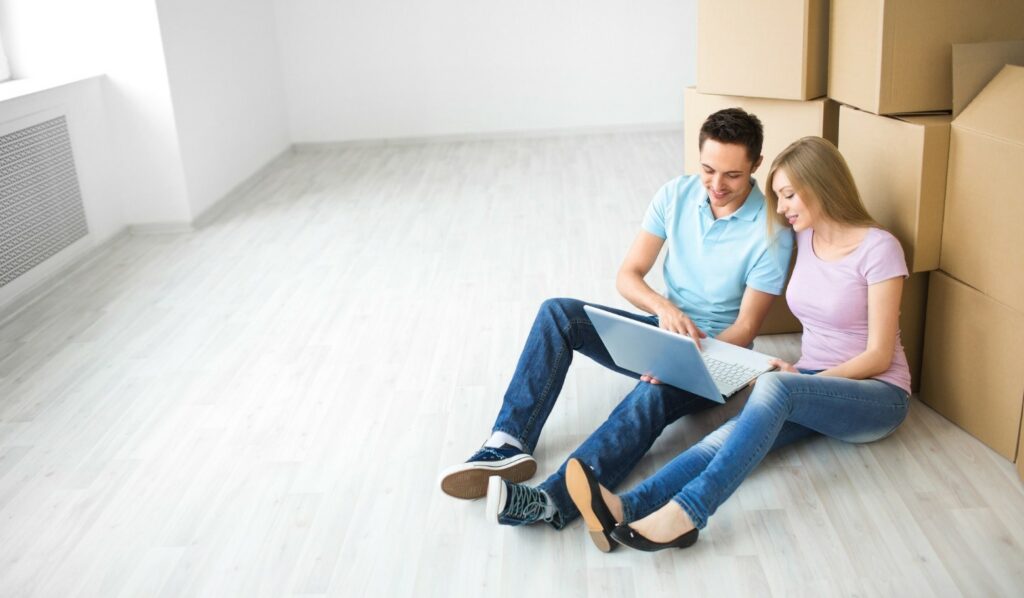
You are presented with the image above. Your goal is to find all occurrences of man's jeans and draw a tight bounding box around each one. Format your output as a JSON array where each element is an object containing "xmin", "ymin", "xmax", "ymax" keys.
[
  {"xmin": 618, "ymin": 370, "xmax": 910, "ymax": 529},
  {"xmin": 490, "ymin": 297, "xmax": 718, "ymax": 528}
]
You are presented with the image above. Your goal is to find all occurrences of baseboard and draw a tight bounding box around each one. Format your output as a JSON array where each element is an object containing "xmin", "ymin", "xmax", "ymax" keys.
[
  {"xmin": 292, "ymin": 121, "xmax": 684, "ymax": 152},
  {"xmin": 128, "ymin": 222, "xmax": 195, "ymax": 235},
  {"xmin": 0, "ymin": 228, "xmax": 129, "ymax": 328},
  {"xmin": 191, "ymin": 146, "xmax": 295, "ymax": 228}
]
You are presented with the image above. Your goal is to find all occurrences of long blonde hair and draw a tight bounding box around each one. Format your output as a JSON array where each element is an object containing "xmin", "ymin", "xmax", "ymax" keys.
[{"xmin": 764, "ymin": 136, "xmax": 880, "ymax": 236}]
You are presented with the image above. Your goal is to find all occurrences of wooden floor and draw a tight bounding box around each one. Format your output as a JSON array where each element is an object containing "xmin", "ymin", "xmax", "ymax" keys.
[{"xmin": 0, "ymin": 132, "xmax": 1022, "ymax": 597}]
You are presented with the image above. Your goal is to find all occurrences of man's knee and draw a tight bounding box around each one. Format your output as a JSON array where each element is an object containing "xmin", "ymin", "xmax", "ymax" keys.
[{"xmin": 537, "ymin": 297, "xmax": 583, "ymax": 323}]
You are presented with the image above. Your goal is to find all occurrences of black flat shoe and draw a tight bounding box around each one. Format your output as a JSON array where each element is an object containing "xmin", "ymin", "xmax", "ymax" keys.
[
  {"xmin": 610, "ymin": 522, "xmax": 699, "ymax": 552},
  {"xmin": 565, "ymin": 458, "xmax": 619, "ymax": 552}
]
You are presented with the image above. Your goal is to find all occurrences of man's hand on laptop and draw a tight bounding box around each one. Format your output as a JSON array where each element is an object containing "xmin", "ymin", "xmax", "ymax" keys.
[{"xmin": 654, "ymin": 304, "xmax": 707, "ymax": 350}]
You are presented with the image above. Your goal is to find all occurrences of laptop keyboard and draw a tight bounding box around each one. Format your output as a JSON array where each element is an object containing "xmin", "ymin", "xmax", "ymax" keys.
[{"xmin": 703, "ymin": 356, "xmax": 761, "ymax": 390}]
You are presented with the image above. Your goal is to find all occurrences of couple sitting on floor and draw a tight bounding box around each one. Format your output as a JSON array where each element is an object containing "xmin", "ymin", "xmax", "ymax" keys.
[{"xmin": 437, "ymin": 108, "xmax": 911, "ymax": 553}]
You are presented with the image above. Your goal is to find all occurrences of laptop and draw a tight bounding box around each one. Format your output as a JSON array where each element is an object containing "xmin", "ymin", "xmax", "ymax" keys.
[{"xmin": 584, "ymin": 305, "xmax": 777, "ymax": 403}]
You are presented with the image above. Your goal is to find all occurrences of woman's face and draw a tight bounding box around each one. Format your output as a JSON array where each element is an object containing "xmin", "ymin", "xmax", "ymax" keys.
[{"xmin": 772, "ymin": 169, "xmax": 815, "ymax": 232}]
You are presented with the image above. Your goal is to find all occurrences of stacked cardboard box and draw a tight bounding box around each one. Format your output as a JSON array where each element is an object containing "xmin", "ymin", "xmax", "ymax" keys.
[
  {"xmin": 689, "ymin": 1, "xmax": 1024, "ymax": 472},
  {"xmin": 920, "ymin": 66, "xmax": 1024, "ymax": 461},
  {"xmin": 829, "ymin": 0, "xmax": 1024, "ymax": 115},
  {"xmin": 828, "ymin": 0, "xmax": 1024, "ymax": 420}
]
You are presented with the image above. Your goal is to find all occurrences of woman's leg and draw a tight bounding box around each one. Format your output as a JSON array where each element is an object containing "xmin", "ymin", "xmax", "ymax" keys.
[
  {"xmin": 618, "ymin": 416, "xmax": 817, "ymax": 524},
  {"xmin": 619, "ymin": 372, "xmax": 908, "ymax": 535}
]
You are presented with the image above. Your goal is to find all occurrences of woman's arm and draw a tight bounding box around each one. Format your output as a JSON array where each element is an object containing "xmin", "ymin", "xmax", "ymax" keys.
[{"xmin": 815, "ymin": 276, "xmax": 904, "ymax": 379}]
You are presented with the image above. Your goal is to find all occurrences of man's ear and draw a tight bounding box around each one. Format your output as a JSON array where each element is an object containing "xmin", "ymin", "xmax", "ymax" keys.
[{"xmin": 751, "ymin": 155, "xmax": 764, "ymax": 174}]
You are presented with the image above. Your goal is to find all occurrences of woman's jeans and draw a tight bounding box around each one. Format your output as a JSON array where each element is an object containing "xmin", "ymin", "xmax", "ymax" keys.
[
  {"xmin": 490, "ymin": 297, "xmax": 719, "ymax": 528},
  {"xmin": 618, "ymin": 370, "xmax": 910, "ymax": 529}
]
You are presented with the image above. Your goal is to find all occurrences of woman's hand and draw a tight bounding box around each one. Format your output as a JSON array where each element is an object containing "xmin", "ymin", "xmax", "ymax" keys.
[
  {"xmin": 768, "ymin": 358, "xmax": 798, "ymax": 374},
  {"xmin": 640, "ymin": 374, "xmax": 662, "ymax": 385}
]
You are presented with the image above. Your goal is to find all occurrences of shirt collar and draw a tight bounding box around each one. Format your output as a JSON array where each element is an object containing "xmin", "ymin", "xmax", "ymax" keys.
[{"xmin": 699, "ymin": 178, "xmax": 764, "ymax": 222}]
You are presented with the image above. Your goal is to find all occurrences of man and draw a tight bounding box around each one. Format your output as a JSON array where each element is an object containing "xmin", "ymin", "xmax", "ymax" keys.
[{"xmin": 437, "ymin": 108, "xmax": 794, "ymax": 541}]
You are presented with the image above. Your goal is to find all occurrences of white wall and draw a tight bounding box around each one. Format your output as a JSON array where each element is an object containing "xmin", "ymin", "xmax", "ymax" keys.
[
  {"xmin": 274, "ymin": 0, "xmax": 698, "ymax": 142},
  {"xmin": 0, "ymin": 0, "xmax": 193, "ymax": 227},
  {"xmin": 155, "ymin": 0, "xmax": 290, "ymax": 218}
]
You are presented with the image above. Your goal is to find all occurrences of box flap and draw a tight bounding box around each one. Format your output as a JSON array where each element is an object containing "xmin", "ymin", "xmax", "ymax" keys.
[
  {"xmin": 954, "ymin": 65, "xmax": 1024, "ymax": 143},
  {"xmin": 952, "ymin": 40, "xmax": 1024, "ymax": 117}
]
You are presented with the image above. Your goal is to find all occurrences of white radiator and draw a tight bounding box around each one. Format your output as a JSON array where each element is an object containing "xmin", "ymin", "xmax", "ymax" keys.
[{"xmin": 0, "ymin": 115, "xmax": 89, "ymax": 288}]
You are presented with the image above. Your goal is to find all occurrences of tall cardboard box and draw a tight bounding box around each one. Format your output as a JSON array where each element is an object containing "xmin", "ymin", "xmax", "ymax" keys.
[
  {"xmin": 698, "ymin": 0, "xmax": 829, "ymax": 100},
  {"xmin": 838, "ymin": 106, "xmax": 951, "ymax": 272},
  {"xmin": 1018, "ymin": 407, "xmax": 1024, "ymax": 479},
  {"xmin": 760, "ymin": 292, "xmax": 802, "ymax": 335},
  {"xmin": 1018, "ymin": 408, "xmax": 1024, "ymax": 480},
  {"xmin": 920, "ymin": 271, "xmax": 1024, "ymax": 461},
  {"xmin": 683, "ymin": 88, "xmax": 839, "ymax": 178},
  {"xmin": 829, "ymin": 0, "xmax": 1024, "ymax": 114},
  {"xmin": 900, "ymin": 273, "xmax": 928, "ymax": 394},
  {"xmin": 940, "ymin": 65, "xmax": 1024, "ymax": 315}
]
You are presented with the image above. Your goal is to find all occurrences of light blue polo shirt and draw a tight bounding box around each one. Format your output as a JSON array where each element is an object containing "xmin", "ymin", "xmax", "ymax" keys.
[{"xmin": 642, "ymin": 175, "xmax": 794, "ymax": 337}]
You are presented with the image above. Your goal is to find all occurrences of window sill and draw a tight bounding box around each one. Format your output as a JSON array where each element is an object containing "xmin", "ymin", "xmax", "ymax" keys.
[{"xmin": 0, "ymin": 72, "xmax": 104, "ymax": 104}]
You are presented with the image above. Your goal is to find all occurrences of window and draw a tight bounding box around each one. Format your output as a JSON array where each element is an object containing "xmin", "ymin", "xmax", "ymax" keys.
[{"xmin": 0, "ymin": 31, "xmax": 9, "ymax": 82}]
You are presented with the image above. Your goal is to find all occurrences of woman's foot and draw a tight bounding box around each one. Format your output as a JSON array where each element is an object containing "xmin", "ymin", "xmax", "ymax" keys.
[
  {"xmin": 565, "ymin": 458, "xmax": 623, "ymax": 552},
  {"xmin": 610, "ymin": 502, "xmax": 699, "ymax": 552},
  {"xmin": 628, "ymin": 501, "xmax": 695, "ymax": 542},
  {"xmin": 610, "ymin": 499, "xmax": 700, "ymax": 552}
]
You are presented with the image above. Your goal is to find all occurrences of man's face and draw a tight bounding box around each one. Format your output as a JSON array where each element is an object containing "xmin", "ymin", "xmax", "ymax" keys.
[{"xmin": 698, "ymin": 139, "xmax": 761, "ymax": 211}]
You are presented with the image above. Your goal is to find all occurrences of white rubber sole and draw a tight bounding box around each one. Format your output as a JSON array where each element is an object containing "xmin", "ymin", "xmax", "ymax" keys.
[{"xmin": 485, "ymin": 475, "xmax": 505, "ymax": 524}]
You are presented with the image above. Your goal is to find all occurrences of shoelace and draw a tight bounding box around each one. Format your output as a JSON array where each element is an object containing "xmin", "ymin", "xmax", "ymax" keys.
[{"xmin": 506, "ymin": 485, "xmax": 548, "ymax": 521}]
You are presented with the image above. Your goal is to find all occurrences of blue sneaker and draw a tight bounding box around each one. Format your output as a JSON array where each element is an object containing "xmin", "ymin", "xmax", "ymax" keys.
[
  {"xmin": 486, "ymin": 476, "xmax": 553, "ymax": 526},
  {"xmin": 438, "ymin": 444, "xmax": 537, "ymax": 499}
]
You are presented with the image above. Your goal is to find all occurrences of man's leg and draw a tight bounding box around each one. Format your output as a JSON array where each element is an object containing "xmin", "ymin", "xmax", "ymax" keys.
[
  {"xmin": 439, "ymin": 297, "xmax": 656, "ymax": 499},
  {"xmin": 536, "ymin": 381, "xmax": 711, "ymax": 528}
]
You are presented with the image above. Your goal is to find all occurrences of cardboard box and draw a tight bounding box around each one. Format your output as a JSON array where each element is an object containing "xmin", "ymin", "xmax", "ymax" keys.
[
  {"xmin": 697, "ymin": 0, "xmax": 829, "ymax": 100},
  {"xmin": 760, "ymin": 294, "xmax": 802, "ymax": 335},
  {"xmin": 952, "ymin": 40, "xmax": 1024, "ymax": 117},
  {"xmin": 900, "ymin": 273, "xmax": 928, "ymax": 394},
  {"xmin": 838, "ymin": 106, "xmax": 951, "ymax": 272},
  {"xmin": 1017, "ymin": 407, "xmax": 1024, "ymax": 479},
  {"xmin": 940, "ymin": 65, "xmax": 1024, "ymax": 315},
  {"xmin": 683, "ymin": 88, "xmax": 838, "ymax": 178},
  {"xmin": 829, "ymin": 0, "xmax": 1024, "ymax": 114},
  {"xmin": 920, "ymin": 271, "xmax": 1024, "ymax": 461}
]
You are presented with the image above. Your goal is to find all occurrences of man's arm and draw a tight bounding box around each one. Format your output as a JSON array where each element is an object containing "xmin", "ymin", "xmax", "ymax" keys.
[
  {"xmin": 616, "ymin": 230, "xmax": 707, "ymax": 345},
  {"xmin": 714, "ymin": 286, "xmax": 777, "ymax": 348}
]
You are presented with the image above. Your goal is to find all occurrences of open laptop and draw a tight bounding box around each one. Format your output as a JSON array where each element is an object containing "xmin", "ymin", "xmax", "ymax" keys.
[{"xmin": 584, "ymin": 305, "xmax": 777, "ymax": 403}]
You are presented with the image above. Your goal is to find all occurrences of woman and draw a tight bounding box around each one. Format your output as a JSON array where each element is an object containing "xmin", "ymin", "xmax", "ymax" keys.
[{"xmin": 566, "ymin": 136, "xmax": 912, "ymax": 552}]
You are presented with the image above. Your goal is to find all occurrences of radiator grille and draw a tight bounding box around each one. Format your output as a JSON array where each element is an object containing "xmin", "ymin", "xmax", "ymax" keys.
[{"xmin": 0, "ymin": 116, "xmax": 89, "ymax": 287}]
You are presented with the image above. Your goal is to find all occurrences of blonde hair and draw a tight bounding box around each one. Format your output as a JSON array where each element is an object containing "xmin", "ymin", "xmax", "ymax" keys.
[{"xmin": 764, "ymin": 136, "xmax": 880, "ymax": 236}]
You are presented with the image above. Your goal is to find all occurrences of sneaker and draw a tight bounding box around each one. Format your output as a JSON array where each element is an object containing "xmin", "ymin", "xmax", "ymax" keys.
[
  {"xmin": 486, "ymin": 476, "xmax": 552, "ymax": 526},
  {"xmin": 438, "ymin": 444, "xmax": 537, "ymax": 499}
]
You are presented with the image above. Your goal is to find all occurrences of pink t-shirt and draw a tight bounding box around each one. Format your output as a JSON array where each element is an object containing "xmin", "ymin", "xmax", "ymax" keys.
[{"xmin": 787, "ymin": 227, "xmax": 911, "ymax": 394}]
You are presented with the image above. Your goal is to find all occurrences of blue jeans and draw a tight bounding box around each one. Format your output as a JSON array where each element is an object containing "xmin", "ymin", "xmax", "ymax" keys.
[
  {"xmin": 618, "ymin": 370, "xmax": 910, "ymax": 529},
  {"xmin": 491, "ymin": 297, "xmax": 718, "ymax": 528}
]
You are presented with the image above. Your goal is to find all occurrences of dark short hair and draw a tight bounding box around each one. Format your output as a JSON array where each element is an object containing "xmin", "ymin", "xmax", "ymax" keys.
[{"xmin": 698, "ymin": 108, "xmax": 764, "ymax": 164}]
